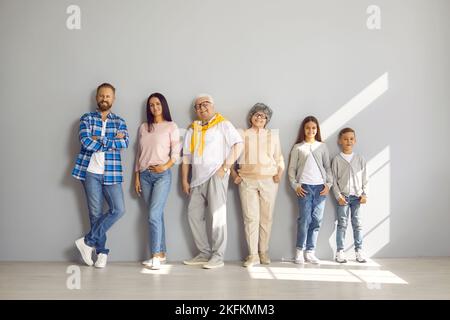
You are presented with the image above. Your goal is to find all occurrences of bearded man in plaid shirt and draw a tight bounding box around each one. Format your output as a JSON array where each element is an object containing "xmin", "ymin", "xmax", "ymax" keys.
[{"xmin": 72, "ymin": 83, "xmax": 129, "ymax": 268}]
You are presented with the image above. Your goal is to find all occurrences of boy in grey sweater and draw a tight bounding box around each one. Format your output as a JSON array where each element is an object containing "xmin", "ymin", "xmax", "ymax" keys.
[{"xmin": 332, "ymin": 128, "xmax": 368, "ymax": 263}]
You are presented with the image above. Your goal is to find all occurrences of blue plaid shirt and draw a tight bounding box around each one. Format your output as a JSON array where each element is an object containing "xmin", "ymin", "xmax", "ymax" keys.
[{"xmin": 72, "ymin": 111, "xmax": 129, "ymax": 185}]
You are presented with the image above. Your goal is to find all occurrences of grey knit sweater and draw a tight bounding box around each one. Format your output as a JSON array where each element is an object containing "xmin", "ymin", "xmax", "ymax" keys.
[
  {"xmin": 331, "ymin": 153, "xmax": 368, "ymax": 200},
  {"xmin": 288, "ymin": 141, "xmax": 333, "ymax": 191}
]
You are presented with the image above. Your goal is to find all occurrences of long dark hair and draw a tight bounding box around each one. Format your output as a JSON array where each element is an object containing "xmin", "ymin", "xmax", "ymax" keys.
[
  {"xmin": 146, "ymin": 92, "xmax": 172, "ymax": 132},
  {"xmin": 295, "ymin": 115, "xmax": 322, "ymax": 143}
]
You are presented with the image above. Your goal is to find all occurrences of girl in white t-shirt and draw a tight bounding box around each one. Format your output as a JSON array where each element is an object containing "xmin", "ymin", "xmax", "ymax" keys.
[{"xmin": 288, "ymin": 116, "xmax": 333, "ymax": 264}]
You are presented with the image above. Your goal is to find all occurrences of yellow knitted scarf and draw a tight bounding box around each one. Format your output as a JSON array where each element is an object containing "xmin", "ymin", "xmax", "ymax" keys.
[{"xmin": 190, "ymin": 113, "xmax": 226, "ymax": 156}]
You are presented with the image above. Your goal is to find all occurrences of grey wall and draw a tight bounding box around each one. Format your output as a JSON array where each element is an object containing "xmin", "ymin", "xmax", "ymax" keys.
[{"xmin": 1, "ymin": 0, "xmax": 449, "ymax": 261}]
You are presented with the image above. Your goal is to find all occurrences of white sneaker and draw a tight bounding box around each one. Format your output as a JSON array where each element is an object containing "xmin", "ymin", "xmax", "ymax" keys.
[
  {"xmin": 356, "ymin": 250, "xmax": 367, "ymax": 263},
  {"xmin": 305, "ymin": 250, "xmax": 320, "ymax": 264},
  {"xmin": 151, "ymin": 257, "xmax": 161, "ymax": 270},
  {"xmin": 335, "ymin": 250, "xmax": 347, "ymax": 263},
  {"xmin": 142, "ymin": 256, "xmax": 167, "ymax": 267},
  {"xmin": 75, "ymin": 237, "xmax": 94, "ymax": 266},
  {"xmin": 95, "ymin": 253, "xmax": 108, "ymax": 268},
  {"xmin": 294, "ymin": 249, "xmax": 304, "ymax": 264}
]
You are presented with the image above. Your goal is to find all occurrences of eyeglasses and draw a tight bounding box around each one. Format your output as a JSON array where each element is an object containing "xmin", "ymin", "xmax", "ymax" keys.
[
  {"xmin": 253, "ymin": 113, "xmax": 267, "ymax": 119},
  {"xmin": 194, "ymin": 101, "xmax": 212, "ymax": 110}
]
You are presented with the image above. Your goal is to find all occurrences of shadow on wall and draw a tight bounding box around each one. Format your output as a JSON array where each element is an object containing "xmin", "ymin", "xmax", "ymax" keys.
[
  {"xmin": 284, "ymin": 73, "xmax": 390, "ymax": 260},
  {"xmin": 128, "ymin": 97, "xmax": 149, "ymax": 260},
  {"xmin": 60, "ymin": 89, "xmax": 99, "ymax": 263},
  {"xmin": 228, "ymin": 185, "xmax": 247, "ymax": 260}
]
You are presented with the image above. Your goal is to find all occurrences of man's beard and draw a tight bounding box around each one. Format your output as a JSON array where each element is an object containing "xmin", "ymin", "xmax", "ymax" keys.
[{"xmin": 97, "ymin": 101, "xmax": 112, "ymax": 112}]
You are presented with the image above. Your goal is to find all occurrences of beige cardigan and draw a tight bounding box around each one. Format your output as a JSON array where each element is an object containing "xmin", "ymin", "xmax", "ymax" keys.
[{"xmin": 237, "ymin": 128, "xmax": 285, "ymax": 179}]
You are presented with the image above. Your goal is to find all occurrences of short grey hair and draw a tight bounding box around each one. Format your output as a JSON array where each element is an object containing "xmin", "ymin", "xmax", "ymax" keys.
[
  {"xmin": 248, "ymin": 103, "xmax": 273, "ymax": 127},
  {"xmin": 193, "ymin": 93, "xmax": 214, "ymax": 108}
]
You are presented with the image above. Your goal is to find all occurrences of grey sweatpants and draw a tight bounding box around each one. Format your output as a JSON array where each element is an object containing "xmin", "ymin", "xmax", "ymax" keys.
[{"xmin": 187, "ymin": 173, "xmax": 229, "ymax": 259}]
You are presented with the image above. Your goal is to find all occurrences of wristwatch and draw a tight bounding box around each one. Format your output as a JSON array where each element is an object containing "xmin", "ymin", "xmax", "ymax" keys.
[{"xmin": 222, "ymin": 165, "xmax": 229, "ymax": 173}]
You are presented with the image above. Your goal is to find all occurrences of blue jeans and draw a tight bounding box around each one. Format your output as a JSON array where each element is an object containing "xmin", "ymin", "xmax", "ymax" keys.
[
  {"xmin": 296, "ymin": 184, "xmax": 327, "ymax": 251},
  {"xmin": 336, "ymin": 195, "xmax": 363, "ymax": 251},
  {"xmin": 82, "ymin": 172, "xmax": 125, "ymax": 255},
  {"xmin": 140, "ymin": 169, "xmax": 172, "ymax": 255}
]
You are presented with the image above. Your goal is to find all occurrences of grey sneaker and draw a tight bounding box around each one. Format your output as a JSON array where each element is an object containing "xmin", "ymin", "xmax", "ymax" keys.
[
  {"xmin": 75, "ymin": 237, "xmax": 94, "ymax": 266},
  {"xmin": 203, "ymin": 255, "xmax": 224, "ymax": 269},
  {"xmin": 183, "ymin": 253, "xmax": 210, "ymax": 265}
]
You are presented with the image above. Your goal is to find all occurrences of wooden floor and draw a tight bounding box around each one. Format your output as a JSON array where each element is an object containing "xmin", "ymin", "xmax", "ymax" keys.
[{"xmin": 1, "ymin": 258, "xmax": 449, "ymax": 299}]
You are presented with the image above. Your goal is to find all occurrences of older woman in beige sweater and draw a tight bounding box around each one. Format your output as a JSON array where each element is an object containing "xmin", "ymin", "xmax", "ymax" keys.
[{"xmin": 231, "ymin": 103, "xmax": 285, "ymax": 267}]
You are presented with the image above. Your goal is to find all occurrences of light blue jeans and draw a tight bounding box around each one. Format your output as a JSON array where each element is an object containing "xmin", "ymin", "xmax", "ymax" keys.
[
  {"xmin": 82, "ymin": 172, "xmax": 125, "ymax": 255},
  {"xmin": 336, "ymin": 195, "xmax": 363, "ymax": 251},
  {"xmin": 140, "ymin": 169, "xmax": 172, "ymax": 255},
  {"xmin": 296, "ymin": 184, "xmax": 327, "ymax": 251}
]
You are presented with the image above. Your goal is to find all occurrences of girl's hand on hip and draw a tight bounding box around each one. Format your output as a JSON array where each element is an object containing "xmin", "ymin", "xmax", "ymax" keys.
[
  {"xmin": 296, "ymin": 186, "xmax": 308, "ymax": 197},
  {"xmin": 360, "ymin": 195, "xmax": 367, "ymax": 204}
]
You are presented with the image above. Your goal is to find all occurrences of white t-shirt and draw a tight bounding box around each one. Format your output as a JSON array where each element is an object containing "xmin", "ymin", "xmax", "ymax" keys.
[
  {"xmin": 87, "ymin": 120, "xmax": 107, "ymax": 174},
  {"xmin": 340, "ymin": 152, "xmax": 357, "ymax": 196},
  {"xmin": 300, "ymin": 142, "xmax": 324, "ymax": 185},
  {"xmin": 340, "ymin": 152, "xmax": 354, "ymax": 163},
  {"xmin": 183, "ymin": 118, "xmax": 243, "ymax": 187}
]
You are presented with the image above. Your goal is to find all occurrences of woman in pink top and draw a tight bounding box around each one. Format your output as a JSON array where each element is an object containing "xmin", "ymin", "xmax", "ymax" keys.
[{"xmin": 134, "ymin": 93, "xmax": 180, "ymax": 270}]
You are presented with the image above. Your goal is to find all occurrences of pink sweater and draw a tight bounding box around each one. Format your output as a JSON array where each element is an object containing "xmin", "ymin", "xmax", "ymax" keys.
[{"xmin": 135, "ymin": 121, "xmax": 181, "ymax": 172}]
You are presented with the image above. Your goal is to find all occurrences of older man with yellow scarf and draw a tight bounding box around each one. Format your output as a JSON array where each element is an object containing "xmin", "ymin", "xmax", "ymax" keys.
[{"xmin": 182, "ymin": 94, "xmax": 243, "ymax": 269}]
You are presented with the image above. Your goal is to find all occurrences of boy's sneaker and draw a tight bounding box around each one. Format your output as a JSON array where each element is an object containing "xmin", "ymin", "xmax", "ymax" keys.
[
  {"xmin": 356, "ymin": 250, "xmax": 367, "ymax": 263},
  {"xmin": 151, "ymin": 257, "xmax": 161, "ymax": 270},
  {"xmin": 243, "ymin": 255, "xmax": 260, "ymax": 267},
  {"xmin": 305, "ymin": 250, "xmax": 321, "ymax": 264},
  {"xmin": 183, "ymin": 253, "xmax": 210, "ymax": 265},
  {"xmin": 95, "ymin": 253, "xmax": 107, "ymax": 268},
  {"xmin": 75, "ymin": 237, "xmax": 94, "ymax": 266},
  {"xmin": 294, "ymin": 249, "xmax": 305, "ymax": 264},
  {"xmin": 259, "ymin": 252, "xmax": 271, "ymax": 265},
  {"xmin": 335, "ymin": 250, "xmax": 347, "ymax": 263},
  {"xmin": 203, "ymin": 255, "xmax": 224, "ymax": 269}
]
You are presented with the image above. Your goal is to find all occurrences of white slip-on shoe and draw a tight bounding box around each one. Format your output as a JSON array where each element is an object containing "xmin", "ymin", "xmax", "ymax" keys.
[
  {"xmin": 294, "ymin": 249, "xmax": 305, "ymax": 264},
  {"xmin": 75, "ymin": 237, "xmax": 94, "ymax": 266},
  {"xmin": 335, "ymin": 250, "xmax": 347, "ymax": 263},
  {"xmin": 95, "ymin": 253, "xmax": 108, "ymax": 268},
  {"xmin": 142, "ymin": 255, "xmax": 167, "ymax": 267},
  {"xmin": 356, "ymin": 250, "xmax": 367, "ymax": 263},
  {"xmin": 151, "ymin": 257, "xmax": 161, "ymax": 270},
  {"xmin": 305, "ymin": 250, "xmax": 321, "ymax": 264}
]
